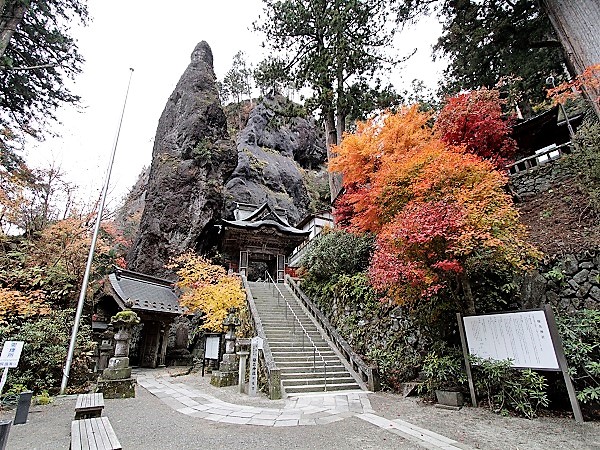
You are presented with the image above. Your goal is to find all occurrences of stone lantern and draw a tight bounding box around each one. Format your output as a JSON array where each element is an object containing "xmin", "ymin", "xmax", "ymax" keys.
[
  {"xmin": 210, "ymin": 307, "xmax": 241, "ymax": 387},
  {"xmin": 97, "ymin": 310, "xmax": 140, "ymax": 398}
]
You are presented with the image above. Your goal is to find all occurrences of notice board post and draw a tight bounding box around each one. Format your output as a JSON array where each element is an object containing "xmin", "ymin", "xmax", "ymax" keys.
[{"xmin": 458, "ymin": 308, "xmax": 583, "ymax": 423}]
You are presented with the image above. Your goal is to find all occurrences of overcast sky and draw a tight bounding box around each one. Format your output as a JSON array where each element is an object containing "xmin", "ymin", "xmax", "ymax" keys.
[{"xmin": 24, "ymin": 1, "xmax": 445, "ymax": 210}]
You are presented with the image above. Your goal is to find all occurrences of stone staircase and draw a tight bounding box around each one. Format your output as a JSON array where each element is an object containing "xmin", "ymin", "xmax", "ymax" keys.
[{"xmin": 247, "ymin": 281, "xmax": 363, "ymax": 395}]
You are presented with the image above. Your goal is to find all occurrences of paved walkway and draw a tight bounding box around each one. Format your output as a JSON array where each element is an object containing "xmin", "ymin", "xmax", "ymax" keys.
[{"xmin": 137, "ymin": 373, "xmax": 471, "ymax": 449}]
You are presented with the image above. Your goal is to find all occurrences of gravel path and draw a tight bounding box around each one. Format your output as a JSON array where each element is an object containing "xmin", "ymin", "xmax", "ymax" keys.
[{"xmin": 0, "ymin": 369, "xmax": 598, "ymax": 450}]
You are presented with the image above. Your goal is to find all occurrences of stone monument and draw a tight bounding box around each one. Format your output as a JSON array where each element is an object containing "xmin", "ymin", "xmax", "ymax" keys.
[
  {"xmin": 210, "ymin": 307, "xmax": 241, "ymax": 387},
  {"xmin": 96, "ymin": 311, "xmax": 139, "ymax": 398},
  {"xmin": 166, "ymin": 320, "xmax": 193, "ymax": 366}
]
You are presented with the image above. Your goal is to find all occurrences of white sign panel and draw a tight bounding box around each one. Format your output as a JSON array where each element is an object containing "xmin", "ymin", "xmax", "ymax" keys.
[
  {"xmin": 204, "ymin": 335, "xmax": 220, "ymax": 360},
  {"xmin": 248, "ymin": 336, "xmax": 263, "ymax": 397},
  {"xmin": 463, "ymin": 311, "xmax": 559, "ymax": 370},
  {"xmin": 0, "ymin": 341, "xmax": 24, "ymax": 368}
]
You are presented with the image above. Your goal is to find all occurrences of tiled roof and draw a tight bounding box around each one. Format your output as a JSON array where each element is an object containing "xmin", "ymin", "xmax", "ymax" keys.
[
  {"xmin": 108, "ymin": 269, "xmax": 186, "ymax": 315},
  {"xmin": 223, "ymin": 203, "xmax": 310, "ymax": 236}
]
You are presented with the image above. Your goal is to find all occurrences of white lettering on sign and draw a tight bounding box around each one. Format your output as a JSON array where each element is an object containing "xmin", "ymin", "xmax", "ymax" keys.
[
  {"xmin": 463, "ymin": 311, "xmax": 559, "ymax": 370},
  {"xmin": 249, "ymin": 336, "xmax": 263, "ymax": 397},
  {"xmin": 0, "ymin": 341, "xmax": 24, "ymax": 368}
]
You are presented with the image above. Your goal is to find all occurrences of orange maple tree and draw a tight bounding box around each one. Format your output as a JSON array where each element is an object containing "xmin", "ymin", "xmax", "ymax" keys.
[{"xmin": 331, "ymin": 106, "xmax": 539, "ymax": 312}]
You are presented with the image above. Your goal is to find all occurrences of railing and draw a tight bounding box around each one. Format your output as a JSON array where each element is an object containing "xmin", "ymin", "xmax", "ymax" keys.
[
  {"xmin": 264, "ymin": 270, "xmax": 328, "ymax": 391},
  {"xmin": 286, "ymin": 275, "xmax": 380, "ymax": 391},
  {"xmin": 242, "ymin": 275, "xmax": 281, "ymax": 400},
  {"xmin": 506, "ymin": 143, "xmax": 571, "ymax": 176}
]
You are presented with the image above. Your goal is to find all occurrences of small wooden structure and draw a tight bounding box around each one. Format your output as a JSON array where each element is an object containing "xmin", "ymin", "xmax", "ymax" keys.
[
  {"xmin": 74, "ymin": 393, "xmax": 104, "ymax": 419},
  {"xmin": 221, "ymin": 203, "xmax": 309, "ymax": 282},
  {"xmin": 70, "ymin": 417, "xmax": 121, "ymax": 450},
  {"xmin": 101, "ymin": 269, "xmax": 188, "ymax": 368}
]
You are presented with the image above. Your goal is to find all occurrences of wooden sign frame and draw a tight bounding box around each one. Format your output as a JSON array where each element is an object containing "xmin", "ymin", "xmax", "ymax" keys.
[{"xmin": 457, "ymin": 305, "xmax": 583, "ymax": 423}]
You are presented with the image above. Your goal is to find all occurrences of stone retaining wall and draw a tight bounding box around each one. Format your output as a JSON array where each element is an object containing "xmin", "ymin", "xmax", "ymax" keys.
[
  {"xmin": 509, "ymin": 156, "xmax": 573, "ymax": 198},
  {"xmin": 519, "ymin": 250, "xmax": 600, "ymax": 313}
]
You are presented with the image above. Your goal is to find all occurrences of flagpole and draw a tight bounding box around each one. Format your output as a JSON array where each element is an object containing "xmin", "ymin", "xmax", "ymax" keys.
[{"xmin": 60, "ymin": 68, "xmax": 135, "ymax": 394}]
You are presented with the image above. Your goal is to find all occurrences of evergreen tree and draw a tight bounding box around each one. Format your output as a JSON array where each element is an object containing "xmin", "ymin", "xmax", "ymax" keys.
[
  {"xmin": 434, "ymin": 0, "xmax": 565, "ymax": 116},
  {"xmin": 0, "ymin": 0, "xmax": 88, "ymax": 170},
  {"xmin": 254, "ymin": 0, "xmax": 399, "ymax": 198}
]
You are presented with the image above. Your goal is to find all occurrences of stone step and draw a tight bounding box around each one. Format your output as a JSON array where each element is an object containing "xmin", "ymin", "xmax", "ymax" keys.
[
  {"xmin": 282, "ymin": 375, "xmax": 358, "ymax": 386},
  {"xmin": 280, "ymin": 371, "xmax": 353, "ymax": 381},
  {"xmin": 283, "ymin": 382, "xmax": 362, "ymax": 394},
  {"xmin": 278, "ymin": 364, "xmax": 348, "ymax": 373},
  {"xmin": 271, "ymin": 354, "xmax": 340, "ymax": 363},
  {"xmin": 267, "ymin": 344, "xmax": 333, "ymax": 355}
]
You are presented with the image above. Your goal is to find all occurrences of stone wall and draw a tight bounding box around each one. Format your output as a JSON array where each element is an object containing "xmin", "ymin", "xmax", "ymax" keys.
[
  {"xmin": 519, "ymin": 251, "xmax": 600, "ymax": 313},
  {"xmin": 509, "ymin": 156, "xmax": 573, "ymax": 198}
]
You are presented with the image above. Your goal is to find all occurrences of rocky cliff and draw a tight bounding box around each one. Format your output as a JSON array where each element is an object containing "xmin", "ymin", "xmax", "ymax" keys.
[
  {"xmin": 126, "ymin": 43, "xmax": 329, "ymax": 276},
  {"xmin": 128, "ymin": 41, "xmax": 237, "ymax": 276},
  {"xmin": 225, "ymin": 95, "xmax": 328, "ymax": 224}
]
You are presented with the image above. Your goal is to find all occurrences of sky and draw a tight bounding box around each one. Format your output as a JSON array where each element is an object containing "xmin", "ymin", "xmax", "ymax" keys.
[{"xmin": 24, "ymin": 1, "xmax": 445, "ymax": 210}]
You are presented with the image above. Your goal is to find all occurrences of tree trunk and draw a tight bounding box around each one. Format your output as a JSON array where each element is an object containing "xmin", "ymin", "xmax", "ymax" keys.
[
  {"xmin": 0, "ymin": 2, "xmax": 27, "ymax": 60},
  {"xmin": 325, "ymin": 110, "xmax": 343, "ymax": 202},
  {"xmin": 459, "ymin": 273, "xmax": 476, "ymax": 315},
  {"xmin": 542, "ymin": 0, "xmax": 600, "ymax": 117}
]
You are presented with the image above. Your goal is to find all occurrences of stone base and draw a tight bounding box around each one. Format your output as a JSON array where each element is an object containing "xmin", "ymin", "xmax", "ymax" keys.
[
  {"xmin": 166, "ymin": 349, "xmax": 193, "ymax": 367},
  {"xmin": 218, "ymin": 353, "xmax": 239, "ymax": 373},
  {"xmin": 101, "ymin": 356, "xmax": 132, "ymax": 380},
  {"xmin": 210, "ymin": 371, "xmax": 238, "ymax": 387},
  {"xmin": 96, "ymin": 378, "xmax": 136, "ymax": 399},
  {"xmin": 435, "ymin": 390, "xmax": 464, "ymax": 407}
]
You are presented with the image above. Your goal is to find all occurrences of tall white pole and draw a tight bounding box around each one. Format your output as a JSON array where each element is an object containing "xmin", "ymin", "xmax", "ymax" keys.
[{"xmin": 60, "ymin": 68, "xmax": 134, "ymax": 394}]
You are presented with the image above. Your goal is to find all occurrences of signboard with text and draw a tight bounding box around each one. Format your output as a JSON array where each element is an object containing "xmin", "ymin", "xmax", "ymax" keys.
[
  {"xmin": 248, "ymin": 336, "xmax": 263, "ymax": 397},
  {"xmin": 463, "ymin": 310, "xmax": 559, "ymax": 370},
  {"xmin": 0, "ymin": 341, "xmax": 24, "ymax": 368}
]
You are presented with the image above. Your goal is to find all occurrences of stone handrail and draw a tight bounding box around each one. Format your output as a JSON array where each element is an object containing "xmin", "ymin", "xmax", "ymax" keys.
[
  {"xmin": 242, "ymin": 275, "xmax": 281, "ymax": 400},
  {"xmin": 506, "ymin": 142, "xmax": 571, "ymax": 176},
  {"xmin": 285, "ymin": 275, "xmax": 380, "ymax": 391}
]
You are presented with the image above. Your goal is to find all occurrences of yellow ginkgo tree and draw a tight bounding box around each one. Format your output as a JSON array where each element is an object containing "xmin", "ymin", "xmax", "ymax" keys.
[{"xmin": 169, "ymin": 252, "xmax": 246, "ymax": 332}]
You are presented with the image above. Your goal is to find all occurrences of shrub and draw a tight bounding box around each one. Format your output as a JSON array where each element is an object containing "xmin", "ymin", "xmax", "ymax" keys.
[
  {"xmin": 556, "ymin": 308, "xmax": 600, "ymax": 409},
  {"xmin": 418, "ymin": 349, "xmax": 467, "ymax": 397},
  {"xmin": 2, "ymin": 310, "xmax": 95, "ymax": 394},
  {"xmin": 471, "ymin": 357, "xmax": 549, "ymax": 419},
  {"xmin": 571, "ymin": 115, "xmax": 600, "ymax": 215},
  {"xmin": 300, "ymin": 229, "xmax": 375, "ymax": 281}
]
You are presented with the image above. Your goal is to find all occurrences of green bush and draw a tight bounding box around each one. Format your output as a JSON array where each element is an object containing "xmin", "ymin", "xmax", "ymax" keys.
[
  {"xmin": 571, "ymin": 115, "xmax": 600, "ymax": 214},
  {"xmin": 2, "ymin": 309, "xmax": 95, "ymax": 394},
  {"xmin": 300, "ymin": 229, "xmax": 374, "ymax": 281},
  {"xmin": 471, "ymin": 357, "xmax": 549, "ymax": 419},
  {"xmin": 418, "ymin": 349, "xmax": 467, "ymax": 397},
  {"xmin": 556, "ymin": 308, "xmax": 600, "ymax": 408}
]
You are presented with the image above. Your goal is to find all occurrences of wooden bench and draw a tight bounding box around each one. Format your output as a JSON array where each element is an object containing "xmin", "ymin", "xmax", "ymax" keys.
[
  {"xmin": 74, "ymin": 393, "xmax": 105, "ymax": 419},
  {"xmin": 70, "ymin": 417, "xmax": 122, "ymax": 450}
]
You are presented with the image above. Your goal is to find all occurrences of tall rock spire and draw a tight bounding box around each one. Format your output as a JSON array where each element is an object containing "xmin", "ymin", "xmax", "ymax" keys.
[{"xmin": 128, "ymin": 41, "xmax": 237, "ymax": 276}]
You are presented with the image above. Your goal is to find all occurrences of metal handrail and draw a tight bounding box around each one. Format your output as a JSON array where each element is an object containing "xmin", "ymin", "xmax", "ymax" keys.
[{"xmin": 264, "ymin": 271, "xmax": 328, "ymax": 390}]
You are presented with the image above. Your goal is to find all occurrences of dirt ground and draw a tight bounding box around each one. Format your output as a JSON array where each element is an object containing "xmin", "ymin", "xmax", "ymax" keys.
[{"xmin": 516, "ymin": 178, "xmax": 600, "ymax": 257}]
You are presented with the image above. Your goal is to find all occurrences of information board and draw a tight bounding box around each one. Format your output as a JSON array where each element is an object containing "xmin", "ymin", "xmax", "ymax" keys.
[
  {"xmin": 204, "ymin": 335, "xmax": 220, "ymax": 360},
  {"xmin": 463, "ymin": 310, "xmax": 559, "ymax": 370},
  {"xmin": 0, "ymin": 341, "xmax": 24, "ymax": 368}
]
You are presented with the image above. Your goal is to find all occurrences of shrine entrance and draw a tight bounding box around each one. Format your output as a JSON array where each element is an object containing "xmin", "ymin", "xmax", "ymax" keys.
[{"xmin": 221, "ymin": 203, "xmax": 309, "ymax": 282}]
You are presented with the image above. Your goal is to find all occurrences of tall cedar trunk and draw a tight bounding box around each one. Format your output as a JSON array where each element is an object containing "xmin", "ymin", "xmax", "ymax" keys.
[
  {"xmin": 542, "ymin": 0, "xmax": 600, "ymax": 117},
  {"xmin": 325, "ymin": 110, "xmax": 343, "ymax": 202},
  {"xmin": 0, "ymin": 2, "xmax": 27, "ymax": 59}
]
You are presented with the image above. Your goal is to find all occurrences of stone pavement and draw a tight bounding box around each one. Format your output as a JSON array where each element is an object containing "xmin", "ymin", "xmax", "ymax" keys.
[{"xmin": 137, "ymin": 372, "xmax": 471, "ymax": 449}]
